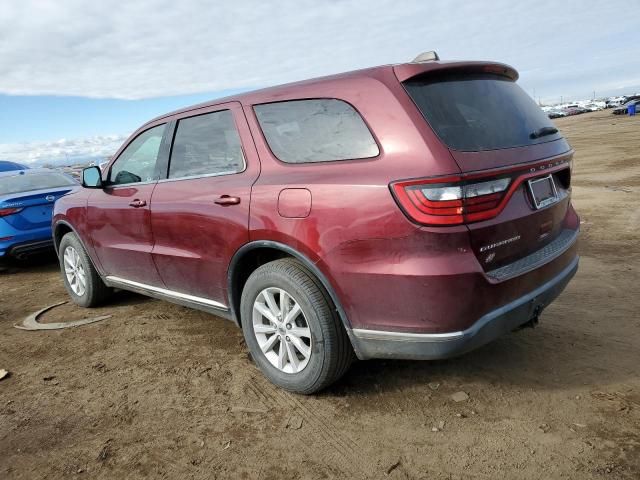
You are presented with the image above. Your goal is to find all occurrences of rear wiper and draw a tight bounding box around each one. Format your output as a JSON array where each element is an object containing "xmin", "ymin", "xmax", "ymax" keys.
[{"xmin": 530, "ymin": 126, "xmax": 558, "ymax": 139}]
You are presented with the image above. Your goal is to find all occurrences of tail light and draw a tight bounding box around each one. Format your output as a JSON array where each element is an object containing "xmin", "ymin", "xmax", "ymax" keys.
[
  {"xmin": 0, "ymin": 207, "xmax": 23, "ymax": 217},
  {"xmin": 392, "ymin": 158, "xmax": 573, "ymax": 226},
  {"xmin": 391, "ymin": 176, "xmax": 512, "ymax": 226}
]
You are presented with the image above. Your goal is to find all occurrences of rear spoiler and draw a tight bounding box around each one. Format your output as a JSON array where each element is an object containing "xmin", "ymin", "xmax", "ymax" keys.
[{"xmin": 393, "ymin": 61, "xmax": 518, "ymax": 83}]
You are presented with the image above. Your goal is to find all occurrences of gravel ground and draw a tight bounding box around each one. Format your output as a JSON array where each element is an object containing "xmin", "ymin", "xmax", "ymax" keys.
[{"xmin": 1, "ymin": 110, "xmax": 639, "ymax": 479}]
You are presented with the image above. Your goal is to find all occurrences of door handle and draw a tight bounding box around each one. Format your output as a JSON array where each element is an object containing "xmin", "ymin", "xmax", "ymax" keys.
[
  {"xmin": 129, "ymin": 199, "xmax": 147, "ymax": 208},
  {"xmin": 214, "ymin": 195, "xmax": 241, "ymax": 206}
]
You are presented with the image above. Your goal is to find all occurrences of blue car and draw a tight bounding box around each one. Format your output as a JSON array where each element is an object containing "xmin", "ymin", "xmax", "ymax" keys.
[
  {"xmin": 0, "ymin": 168, "xmax": 78, "ymax": 260},
  {"xmin": 0, "ymin": 160, "xmax": 29, "ymax": 172}
]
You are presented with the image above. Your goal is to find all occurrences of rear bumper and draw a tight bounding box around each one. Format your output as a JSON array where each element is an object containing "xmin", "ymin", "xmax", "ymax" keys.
[
  {"xmin": 350, "ymin": 255, "xmax": 578, "ymax": 360},
  {"xmin": 1, "ymin": 239, "xmax": 54, "ymax": 259},
  {"xmin": 0, "ymin": 221, "xmax": 54, "ymax": 259}
]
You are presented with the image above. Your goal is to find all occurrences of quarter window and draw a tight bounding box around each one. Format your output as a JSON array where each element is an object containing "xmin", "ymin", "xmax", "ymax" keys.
[
  {"xmin": 168, "ymin": 110, "xmax": 244, "ymax": 179},
  {"xmin": 109, "ymin": 124, "xmax": 166, "ymax": 185},
  {"xmin": 254, "ymin": 99, "xmax": 379, "ymax": 163}
]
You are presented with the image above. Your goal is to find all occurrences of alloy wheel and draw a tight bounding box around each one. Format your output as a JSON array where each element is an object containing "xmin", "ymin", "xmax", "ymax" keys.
[
  {"xmin": 252, "ymin": 287, "xmax": 312, "ymax": 374},
  {"xmin": 63, "ymin": 246, "xmax": 87, "ymax": 296}
]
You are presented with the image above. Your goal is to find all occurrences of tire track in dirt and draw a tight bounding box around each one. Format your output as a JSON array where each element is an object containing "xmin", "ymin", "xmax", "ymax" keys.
[
  {"xmin": 122, "ymin": 450, "xmax": 188, "ymax": 478},
  {"xmin": 246, "ymin": 377, "xmax": 375, "ymax": 478}
]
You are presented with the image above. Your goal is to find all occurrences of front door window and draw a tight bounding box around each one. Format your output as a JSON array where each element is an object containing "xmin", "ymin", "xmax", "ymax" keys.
[{"xmin": 109, "ymin": 124, "xmax": 166, "ymax": 185}]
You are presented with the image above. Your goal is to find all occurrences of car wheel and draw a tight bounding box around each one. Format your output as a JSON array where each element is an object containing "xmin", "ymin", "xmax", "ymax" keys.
[
  {"xmin": 58, "ymin": 232, "xmax": 111, "ymax": 307},
  {"xmin": 240, "ymin": 258, "xmax": 353, "ymax": 394}
]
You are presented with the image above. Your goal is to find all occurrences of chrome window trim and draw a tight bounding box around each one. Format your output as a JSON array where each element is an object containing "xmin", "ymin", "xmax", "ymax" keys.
[
  {"xmin": 104, "ymin": 180, "xmax": 157, "ymax": 188},
  {"xmin": 105, "ymin": 275, "xmax": 228, "ymax": 311},
  {"xmin": 157, "ymin": 168, "xmax": 242, "ymax": 184}
]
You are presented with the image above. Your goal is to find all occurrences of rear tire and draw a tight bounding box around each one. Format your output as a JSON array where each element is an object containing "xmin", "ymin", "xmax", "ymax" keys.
[
  {"xmin": 240, "ymin": 258, "xmax": 353, "ymax": 394},
  {"xmin": 58, "ymin": 232, "xmax": 111, "ymax": 307}
]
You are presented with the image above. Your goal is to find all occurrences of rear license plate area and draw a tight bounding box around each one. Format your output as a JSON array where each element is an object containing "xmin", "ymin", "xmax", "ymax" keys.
[{"xmin": 527, "ymin": 174, "xmax": 558, "ymax": 209}]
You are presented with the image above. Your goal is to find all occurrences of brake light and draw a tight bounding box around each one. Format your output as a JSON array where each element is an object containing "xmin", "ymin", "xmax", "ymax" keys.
[
  {"xmin": 482, "ymin": 64, "xmax": 518, "ymax": 80},
  {"xmin": 391, "ymin": 176, "xmax": 511, "ymax": 225},
  {"xmin": 0, "ymin": 207, "xmax": 23, "ymax": 217}
]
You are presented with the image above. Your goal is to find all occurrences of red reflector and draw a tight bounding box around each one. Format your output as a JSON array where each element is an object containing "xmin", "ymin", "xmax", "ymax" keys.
[
  {"xmin": 0, "ymin": 208, "xmax": 23, "ymax": 217},
  {"xmin": 464, "ymin": 200, "xmax": 500, "ymax": 213},
  {"xmin": 464, "ymin": 192, "xmax": 502, "ymax": 206},
  {"xmin": 0, "ymin": 236, "xmax": 14, "ymax": 241}
]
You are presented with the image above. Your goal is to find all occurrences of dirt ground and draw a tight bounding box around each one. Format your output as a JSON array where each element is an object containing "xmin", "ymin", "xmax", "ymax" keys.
[{"xmin": 1, "ymin": 110, "xmax": 639, "ymax": 479}]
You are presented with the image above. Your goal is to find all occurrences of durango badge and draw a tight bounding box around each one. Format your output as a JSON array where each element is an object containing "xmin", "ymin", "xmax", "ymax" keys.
[{"xmin": 479, "ymin": 235, "xmax": 521, "ymax": 253}]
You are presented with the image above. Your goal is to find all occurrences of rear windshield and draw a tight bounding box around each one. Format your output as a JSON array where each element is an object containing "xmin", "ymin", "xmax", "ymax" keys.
[
  {"xmin": 404, "ymin": 73, "xmax": 560, "ymax": 151},
  {"xmin": 0, "ymin": 172, "xmax": 76, "ymax": 196}
]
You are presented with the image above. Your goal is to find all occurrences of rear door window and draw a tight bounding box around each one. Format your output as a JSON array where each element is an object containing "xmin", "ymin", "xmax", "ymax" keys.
[
  {"xmin": 168, "ymin": 110, "xmax": 245, "ymax": 179},
  {"xmin": 254, "ymin": 99, "xmax": 379, "ymax": 163},
  {"xmin": 404, "ymin": 73, "xmax": 560, "ymax": 151},
  {"xmin": 109, "ymin": 124, "xmax": 166, "ymax": 185}
]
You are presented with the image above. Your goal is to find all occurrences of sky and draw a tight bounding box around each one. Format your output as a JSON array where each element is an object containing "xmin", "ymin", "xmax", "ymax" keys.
[{"xmin": 1, "ymin": 0, "xmax": 639, "ymax": 166}]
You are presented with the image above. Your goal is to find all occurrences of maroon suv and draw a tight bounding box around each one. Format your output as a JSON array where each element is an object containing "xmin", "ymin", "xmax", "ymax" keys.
[{"xmin": 53, "ymin": 53, "xmax": 579, "ymax": 393}]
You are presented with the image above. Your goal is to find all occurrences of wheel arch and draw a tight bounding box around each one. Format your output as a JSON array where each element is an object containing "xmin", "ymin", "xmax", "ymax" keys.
[
  {"xmin": 53, "ymin": 220, "xmax": 77, "ymax": 254},
  {"xmin": 53, "ymin": 220, "xmax": 103, "ymax": 276},
  {"xmin": 227, "ymin": 241, "xmax": 353, "ymax": 334}
]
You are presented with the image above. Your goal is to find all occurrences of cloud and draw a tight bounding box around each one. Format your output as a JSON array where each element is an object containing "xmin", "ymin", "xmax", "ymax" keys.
[
  {"xmin": 1, "ymin": 1, "xmax": 639, "ymax": 165},
  {"xmin": 0, "ymin": 0, "xmax": 638, "ymax": 100},
  {"xmin": 0, "ymin": 134, "xmax": 128, "ymax": 166}
]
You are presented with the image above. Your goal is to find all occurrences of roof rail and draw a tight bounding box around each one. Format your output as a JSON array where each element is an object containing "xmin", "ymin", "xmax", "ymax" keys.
[{"xmin": 412, "ymin": 51, "xmax": 440, "ymax": 63}]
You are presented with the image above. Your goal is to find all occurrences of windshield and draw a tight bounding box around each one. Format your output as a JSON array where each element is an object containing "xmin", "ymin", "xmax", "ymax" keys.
[
  {"xmin": 0, "ymin": 172, "xmax": 76, "ymax": 196},
  {"xmin": 404, "ymin": 73, "xmax": 561, "ymax": 151}
]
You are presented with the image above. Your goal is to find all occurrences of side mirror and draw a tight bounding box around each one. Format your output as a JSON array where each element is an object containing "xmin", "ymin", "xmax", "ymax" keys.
[{"xmin": 82, "ymin": 166, "xmax": 103, "ymax": 188}]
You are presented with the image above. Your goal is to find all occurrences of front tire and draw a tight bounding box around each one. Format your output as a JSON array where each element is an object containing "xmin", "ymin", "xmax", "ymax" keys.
[
  {"xmin": 240, "ymin": 259, "xmax": 353, "ymax": 394},
  {"xmin": 58, "ymin": 232, "xmax": 111, "ymax": 307}
]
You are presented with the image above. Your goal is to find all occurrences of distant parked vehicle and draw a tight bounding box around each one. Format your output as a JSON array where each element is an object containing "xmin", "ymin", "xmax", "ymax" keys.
[
  {"xmin": 582, "ymin": 103, "xmax": 603, "ymax": 112},
  {"xmin": 0, "ymin": 168, "xmax": 78, "ymax": 261},
  {"xmin": 606, "ymin": 96, "xmax": 626, "ymax": 108},
  {"xmin": 548, "ymin": 110, "xmax": 566, "ymax": 119},
  {"xmin": 563, "ymin": 107, "xmax": 582, "ymax": 116},
  {"xmin": 612, "ymin": 99, "xmax": 640, "ymax": 115},
  {"xmin": 0, "ymin": 161, "xmax": 29, "ymax": 172},
  {"xmin": 565, "ymin": 106, "xmax": 589, "ymax": 115}
]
